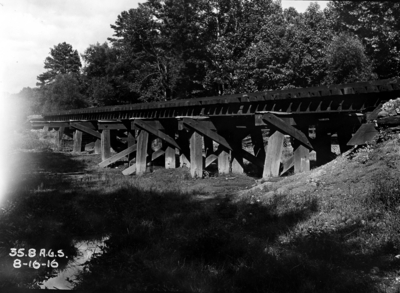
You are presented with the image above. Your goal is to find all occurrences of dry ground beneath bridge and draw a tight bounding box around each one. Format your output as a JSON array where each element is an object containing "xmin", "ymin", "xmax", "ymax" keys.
[{"xmin": 1, "ymin": 129, "xmax": 400, "ymax": 292}]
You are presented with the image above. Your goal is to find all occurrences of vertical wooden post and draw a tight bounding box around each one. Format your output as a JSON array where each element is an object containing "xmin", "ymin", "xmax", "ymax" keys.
[
  {"xmin": 250, "ymin": 128, "xmax": 266, "ymax": 162},
  {"xmin": 294, "ymin": 144, "xmax": 310, "ymax": 174},
  {"xmin": 72, "ymin": 130, "xmax": 83, "ymax": 153},
  {"xmin": 165, "ymin": 146, "xmax": 176, "ymax": 169},
  {"xmin": 136, "ymin": 130, "xmax": 149, "ymax": 175},
  {"xmin": 56, "ymin": 127, "xmax": 65, "ymax": 151},
  {"xmin": 231, "ymin": 139, "xmax": 244, "ymax": 174},
  {"xmin": 218, "ymin": 146, "xmax": 230, "ymax": 175},
  {"xmin": 190, "ymin": 131, "xmax": 203, "ymax": 178},
  {"xmin": 204, "ymin": 137, "xmax": 214, "ymax": 157},
  {"xmin": 180, "ymin": 153, "xmax": 190, "ymax": 168},
  {"xmin": 94, "ymin": 139, "xmax": 101, "ymax": 154},
  {"xmin": 165, "ymin": 129, "xmax": 176, "ymax": 169},
  {"xmin": 127, "ymin": 131, "xmax": 136, "ymax": 162},
  {"xmin": 337, "ymin": 129, "xmax": 353, "ymax": 154},
  {"xmin": 263, "ymin": 130, "xmax": 284, "ymax": 178},
  {"xmin": 178, "ymin": 130, "xmax": 191, "ymax": 168},
  {"xmin": 101, "ymin": 129, "xmax": 111, "ymax": 161},
  {"xmin": 312, "ymin": 132, "xmax": 332, "ymax": 166}
]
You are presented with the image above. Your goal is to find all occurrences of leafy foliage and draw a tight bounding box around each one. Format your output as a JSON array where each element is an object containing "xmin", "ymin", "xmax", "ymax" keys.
[
  {"xmin": 324, "ymin": 33, "xmax": 376, "ymax": 85},
  {"xmin": 108, "ymin": 2, "xmax": 191, "ymax": 102},
  {"xmin": 81, "ymin": 42, "xmax": 135, "ymax": 106},
  {"xmin": 327, "ymin": 1, "xmax": 400, "ymax": 79},
  {"xmin": 26, "ymin": 0, "xmax": 398, "ymax": 112},
  {"xmin": 41, "ymin": 73, "xmax": 88, "ymax": 112},
  {"xmin": 37, "ymin": 42, "xmax": 82, "ymax": 86},
  {"xmin": 237, "ymin": 3, "xmax": 333, "ymax": 91}
]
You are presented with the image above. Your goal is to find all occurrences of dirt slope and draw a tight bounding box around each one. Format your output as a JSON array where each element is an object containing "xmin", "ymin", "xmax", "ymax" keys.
[{"xmin": 235, "ymin": 131, "xmax": 400, "ymax": 292}]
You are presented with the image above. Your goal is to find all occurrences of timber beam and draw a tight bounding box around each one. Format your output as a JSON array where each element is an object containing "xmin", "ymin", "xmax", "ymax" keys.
[
  {"xmin": 190, "ymin": 130, "xmax": 203, "ymax": 178},
  {"xmin": 70, "ymin": 122, "xmax": 101, "ymax": 139},
  {"xmin": 183, "ymin": 119, "xmax": 263, "ymax": 167},
  {"xmin": 263, "ymin": 130, "xmax": 285, "ymax": 178},
  {"xmin": 183, "ymin": 119, "xmax": 263, "ymax": 169},
  {"xmin": 133, "ymin": 120, "xmax": 180, "ymax": 149},
  {"xmin": 56, "ymin": 127, "xmax": 65, "ymax": 150},
  {"xmin": 262, "ymin": 113, "xmax": 313, "ymax": 150},
  {"xmin": 38, "ymin": 79, "xmax": 399, "ymax": 122},
  {"xmin": 72, "ymin": 130, "xmax": 83, "ymax": 153},
  {"xmin": 101, "ymin": 129, "xmax": 111, "ymax": 161},
  {"xmin": 99, "ymin": 144, "xmax": 137, "ymax": 168},
  {"xmin": 135, "ymin": 129, "xmax": 149, "ymax": 175},
  {"xmin": 98, "ymin": 122, "xmax": 127, "ymax": 130},
  {"xmin": 280, "ymin": 156, "xmax": 294, "ymax": 176},
  {"xmin": 31, "ymin": 121, "xmax": 70, "ymax": 128}
]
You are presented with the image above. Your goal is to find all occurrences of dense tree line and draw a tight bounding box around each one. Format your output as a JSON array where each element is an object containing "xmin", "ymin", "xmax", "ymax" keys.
[{"xmin": 16, "ymin": 0, "xmax": 400, "ymax": 114}]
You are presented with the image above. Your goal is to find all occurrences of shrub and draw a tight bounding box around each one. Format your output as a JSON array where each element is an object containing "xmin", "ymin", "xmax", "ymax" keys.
[{"xmin": 18, "ymin": 131, "xmax": 57, "ymax": 151}]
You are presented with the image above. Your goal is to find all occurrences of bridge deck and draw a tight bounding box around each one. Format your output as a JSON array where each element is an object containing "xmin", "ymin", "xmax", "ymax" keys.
[{"xmin": 38, "ymin": 78, "xmax": 399, "ymax": 122}]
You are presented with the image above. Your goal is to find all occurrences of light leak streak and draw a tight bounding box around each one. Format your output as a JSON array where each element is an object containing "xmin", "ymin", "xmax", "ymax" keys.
[{"xmin": 0, "ymin": 88, "xmax": 21, "ymax": 207}]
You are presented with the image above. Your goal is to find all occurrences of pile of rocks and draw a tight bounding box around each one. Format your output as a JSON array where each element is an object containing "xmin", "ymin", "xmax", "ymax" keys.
[
  {"xmin": 377, "ymin": 97, "xmax": 400, "ymax": 127},
  {"xmin": 378, "ymin": 97, "xmax": 400, "ymax": 118}
]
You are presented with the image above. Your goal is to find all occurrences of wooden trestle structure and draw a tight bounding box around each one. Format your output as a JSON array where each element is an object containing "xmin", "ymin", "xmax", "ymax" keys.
[{"xmin": 30, "ymin": 78, "xmax": 400, "ymax": 178}]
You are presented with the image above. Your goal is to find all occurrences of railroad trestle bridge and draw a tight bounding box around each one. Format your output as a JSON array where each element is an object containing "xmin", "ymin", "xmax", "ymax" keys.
[{"xmin": 30, "ymin": 78, "xmax": 400, "ymax": 178}]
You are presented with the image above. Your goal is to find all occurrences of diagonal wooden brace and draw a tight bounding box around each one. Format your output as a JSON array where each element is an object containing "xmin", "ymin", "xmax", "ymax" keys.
[
  {"xmin": 262, "ymin": 114, "xmax": 313, "ymax": 150},
  {"xmin": 133, "ymin": 120, "xmax": 180, "ymax": 150},
  {"xmin": 99, "ymin": 144, "xmax": 137, "ymax": 168},
  {"xmin": 183, "ymin": 119, "xmax": 263, "ymax": 168},
  {"xmin": 70, "ymin": 122, "xmax": 101, "ymax": 139},
  {"xmin": 183, "ymin": 119, "xmax": 231, "ymax": 150}
]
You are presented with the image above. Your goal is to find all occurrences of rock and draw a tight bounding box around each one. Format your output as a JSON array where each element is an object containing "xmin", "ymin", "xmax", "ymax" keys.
[
  {"xmin": 264, "ymin": 191, "xmax": 275, "ymax": 198},
  {"xmin": 377, "ymin": 110, "xmax": 389, "ymax": 118},
  {"xmin": 370, "ymin": 267, "xmax": 380, "ymax": 274},
  {"xmin": 276, "ymin": 186, "xmax": 288, "ymax": 195}
]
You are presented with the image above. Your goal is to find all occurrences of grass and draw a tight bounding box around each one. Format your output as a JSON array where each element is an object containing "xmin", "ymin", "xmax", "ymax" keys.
[{"xmin": 1, "ymin": 131, "xmax": 400, "ymax": 292}]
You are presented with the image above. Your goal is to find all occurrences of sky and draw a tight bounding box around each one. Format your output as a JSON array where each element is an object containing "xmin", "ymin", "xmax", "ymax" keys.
[{"xmin": 0, "ymin": 0, "xmax": 329, "ymax": 95}]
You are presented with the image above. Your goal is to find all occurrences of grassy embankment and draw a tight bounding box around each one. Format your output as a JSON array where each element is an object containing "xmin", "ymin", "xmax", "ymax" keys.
[{"xmin": 1, "ymin": 129, "xmax": 400, "ymax": 292}]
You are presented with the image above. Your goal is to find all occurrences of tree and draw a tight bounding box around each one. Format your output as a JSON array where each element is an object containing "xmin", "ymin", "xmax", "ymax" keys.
[
  {"xmin": 202, "ymin": 0, "xmax": 281, "ymax": 95},
  {"xmin": 41, "ymin": 74, "xmax": 88, "ymax": 113},
  {"xmin": 37, "ymin": 42, "xmax": 82, "ymax": 86},
  {"xmin": 236, "ymin": 2, "xmax": 333, "ymax": 91},
  {"xmin": 326, "ymin": 1, "xmax": 400, "ymax": 79},
  {"xmin": 109, "ymin": 4, "xmax": 185, "ymax": 102},
  {"xmin": 14, "ymin": 87, "xmax": 43, "ymax": 115},
  {"xmin": 324, "ymin": 33, "xmax": 375, "ymax": 85},
  {"xmin": 108, "ymin": 0, "xmax": 216, "ymax": 102},
  {"xmin": 81, "ymin": 42, "xmax": 135, "ymax": 106}
]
